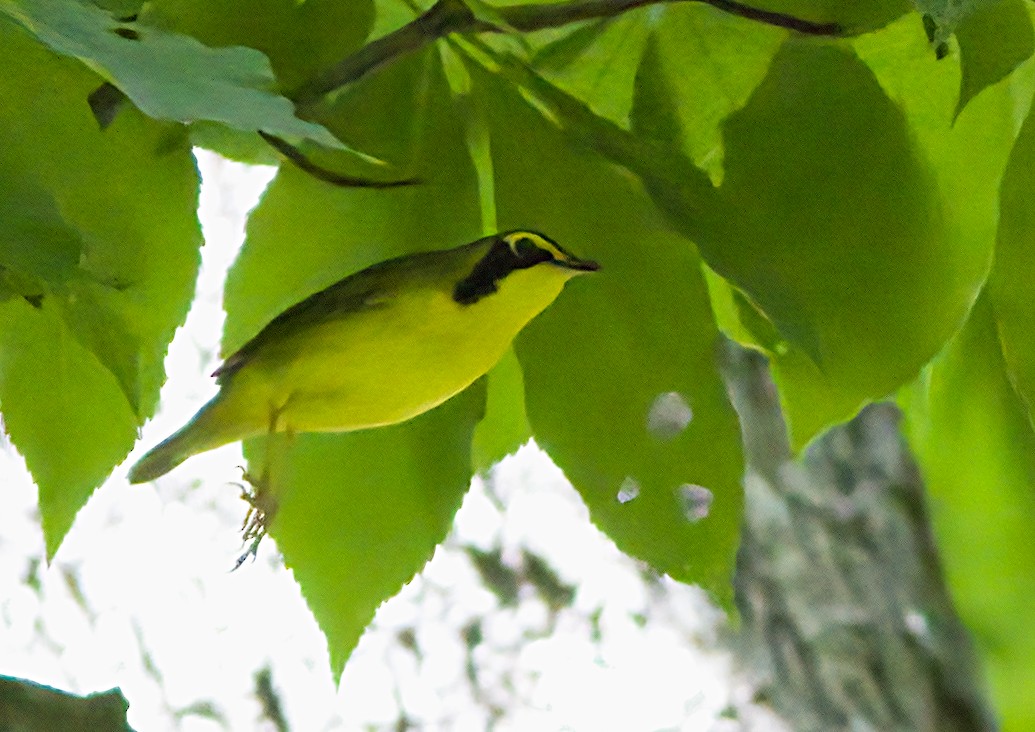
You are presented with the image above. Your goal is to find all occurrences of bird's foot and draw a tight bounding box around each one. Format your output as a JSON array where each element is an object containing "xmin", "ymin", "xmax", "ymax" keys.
[{"xmin": 231, "ymin": 469, "xmax": 279, "ymax": 570}]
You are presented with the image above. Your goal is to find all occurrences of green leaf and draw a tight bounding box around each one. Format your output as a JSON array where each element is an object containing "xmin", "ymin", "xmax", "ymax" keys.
[
  {"xmin": 702, "ymin": 266, "xmax": 785, "ymax": 356},
  {"xmin": 256, "ymin": 388, "xmax": 483, "ymax": 681},
  {"xmin": 0, "ymin": 0, "xmax": 343, "ymax": 147},
  {"xmin": 990, "ymin": 85, "xmax": 1035, "ymax": 429},
  {"xmin": 900, "ymin": 298, "xmax": 1035, "ymax": 731},
  {"xmin": 532, "ymin": 12, "xmax": 649, "ymax": 128},
  {"xmin": 633, "ymin": 5, "xmax": 786, "ymax": 181},
  {"xmin": 0, "ymin": 18, "xmax": 201, "ymax": 555},
  {"xmin": 476, "ymin": 69, "xmax": 745, "ymax": 600},
  {"xmin": 185, "ymin": 121, "xmax": 280, "ymax": 166},
  {"xmin": 954, "ymin": 0, "xmax": 1035, "ymax": 116},
  {"xmin": 470, "ymin": 19, "xmax": 1027, "ymax": 451},
  {"xmin": 140, "ymin": 0, "xmax": 374, "ymax": 93},
  {"xmin": 459, "ymin": 0, "xmax": 520, "ymax": 34},
  {"xmin": 695, "ymin": 39, "xmax": 948, "ymax": 446},
  {"xmin": 0, "ymin": 300, "xmax": 139, "ymax": 559},
  {"xmin": 223, "ymin": 49, "xmax": 483, "ymax": 675},
  {"xmin": 472, "ymin": 29, "xmax": 998, "ymax": 451},
  {"xmin": 0, "ymin": 170, "xmax": 84, "ymax": 287},
  {"xmin": 687, "ymin": 26, "xmax": 1029, "ymax": 449}
]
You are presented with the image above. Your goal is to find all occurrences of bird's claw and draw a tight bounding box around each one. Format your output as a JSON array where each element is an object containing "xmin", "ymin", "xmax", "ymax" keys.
[{"xmin": 230, "ymin": 468, "xmax": 278, "ymax": 570}]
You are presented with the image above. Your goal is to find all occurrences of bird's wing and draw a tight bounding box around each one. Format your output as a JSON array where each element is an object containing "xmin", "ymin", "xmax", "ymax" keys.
[
  {"xmin": 213, "ymin": 272, "xmax": 395, "ymax": 383},
  {"xmin": 211, "ymin": 243, "xmax": 481, "ymax": 384}
]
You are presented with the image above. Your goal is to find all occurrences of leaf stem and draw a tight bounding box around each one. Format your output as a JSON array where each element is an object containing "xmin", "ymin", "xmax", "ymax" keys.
[
  {"xmin": 292, "ymin": 0, "xmax": 842, "ymax": 106},
  {"xmin": 257, "ymin": 132, "xmax": 420, "ymax": 188}
]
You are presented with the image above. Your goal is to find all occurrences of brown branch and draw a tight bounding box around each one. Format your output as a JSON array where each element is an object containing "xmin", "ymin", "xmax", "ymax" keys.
[
  {"xmin": 503, "ymin": 0, "xmax": 842, "ymax": 34},
  {"xmin": 292, "ymin": 0, "xmax": 842, "ymax": 106}
]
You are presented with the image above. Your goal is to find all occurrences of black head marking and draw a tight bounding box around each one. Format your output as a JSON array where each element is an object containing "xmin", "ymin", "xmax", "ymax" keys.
[{"xmin": 453, "ymin": 234, "xmax": 556, "ymax": 305}]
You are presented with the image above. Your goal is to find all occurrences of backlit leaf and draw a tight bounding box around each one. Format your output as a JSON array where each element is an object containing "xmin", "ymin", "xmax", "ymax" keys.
[
  {"xmin": 954, "ymin": 0, "xmax": 1034, "ymax": 116},
  {"xmin": 477, "ymin": 68, "xmax": 744, "ymax": 600},
  {"xmin": 900, "ymin": 298, "xmax": 1035, "ymax": 730},
  {"xmin": 0, "ymin": 18, "xmax": 200, "ymax": 556}
]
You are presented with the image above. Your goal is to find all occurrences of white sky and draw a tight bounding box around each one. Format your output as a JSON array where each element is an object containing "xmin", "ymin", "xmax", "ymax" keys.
[{"xmin": 0, "ymin": 152, "xmax": 787, "ymax": 732}]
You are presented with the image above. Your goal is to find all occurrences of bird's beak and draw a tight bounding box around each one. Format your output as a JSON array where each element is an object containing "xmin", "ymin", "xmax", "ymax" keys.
[{"xmin": 559, "ymin": 256, "xmax": 601, "ymax": 273}]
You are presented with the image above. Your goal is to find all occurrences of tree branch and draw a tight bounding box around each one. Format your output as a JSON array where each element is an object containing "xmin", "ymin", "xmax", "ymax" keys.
[{"xmin": 292, "ymin": 0, "xmax": 842, "ymax": 106}]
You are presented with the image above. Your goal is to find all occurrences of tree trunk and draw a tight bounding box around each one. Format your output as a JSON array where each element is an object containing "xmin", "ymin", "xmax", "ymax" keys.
[{"xmin": 724, "ymin": 343, "xmax": 997, "ymax": 732}]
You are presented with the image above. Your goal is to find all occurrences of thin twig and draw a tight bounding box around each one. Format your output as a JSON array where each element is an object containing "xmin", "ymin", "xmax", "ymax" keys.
[
  {"xmin": 258, "ymin": 131, "xmax": 421, "ymax": 188},
  {"xmin": 503, "ymin": 0, "xmax": 842, "ymax": 34},
  {"xmin": 293, "ymin": 0, "xmax": 842, "ymax": 105}
]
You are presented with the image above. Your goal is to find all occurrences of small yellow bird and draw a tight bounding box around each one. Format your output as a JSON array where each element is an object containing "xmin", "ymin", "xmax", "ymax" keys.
[{"xmin": 128, "ymin": 231, "xmax": 599, "ymax": 483}]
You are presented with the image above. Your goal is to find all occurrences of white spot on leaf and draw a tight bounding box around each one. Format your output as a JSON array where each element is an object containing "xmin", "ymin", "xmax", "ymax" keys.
[
  {"xmin": 677, "ymin": 484, "xmax": 713, "ymax": 523},
  {"xmin": 617, "ymin": 477, "xmax": 641, "ymax": 504},
  {"xmin": 647, "ymin": 391, "xmax": 693, "ymax": 440}
]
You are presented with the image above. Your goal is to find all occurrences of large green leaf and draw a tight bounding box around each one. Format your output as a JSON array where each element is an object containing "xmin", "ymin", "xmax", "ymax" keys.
[
  {"xmin": 222, "ymin": 49, "xmax": 484, "ymax": 677},
  {"xmin": 523, "ymin": 3, "xmax": 785, "ymax": 180},
  {"xmin": 0, "ymin": 0, "xmax": 342, "ymax": 147},
  {"xmin": 475, "ymin": 68, "xmax": 744, "ymax": 599},
  {"xmin": 0, "ymin": 18, "xmax": 201, "ymax": 556},
  {"xmin": 900, "ymin": 298, "xmax": 1035, "ymax": 732},
  {"xmin": 695, "ymin": 39, "xmax": 950, "ymax": 447},
  {"xmin": 674, "ymin": 25, "xmax": 1028, "ymax": 448}
]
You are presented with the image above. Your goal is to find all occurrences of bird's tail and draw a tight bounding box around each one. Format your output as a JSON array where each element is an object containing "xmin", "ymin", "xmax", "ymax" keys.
[{"xmin": 128, "ymin": 396, "xmax": 243, "ymax": 483}]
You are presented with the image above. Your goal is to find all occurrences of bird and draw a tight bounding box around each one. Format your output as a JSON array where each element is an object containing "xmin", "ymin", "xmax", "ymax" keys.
[{"xmin": 128, "ymin": 231, "xmax": 599, "ymax": 484}]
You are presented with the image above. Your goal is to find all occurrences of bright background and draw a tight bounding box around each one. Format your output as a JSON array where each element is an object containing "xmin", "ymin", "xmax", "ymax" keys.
[{"xmin": 0, "ymin": 152, "xmax": 785, "ymax": 731}]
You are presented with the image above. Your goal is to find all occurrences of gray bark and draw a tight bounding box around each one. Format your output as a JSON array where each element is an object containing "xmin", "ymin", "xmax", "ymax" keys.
[{"xmin": 724, "ymin": 342, "xmax": 996, "ymax": 732}]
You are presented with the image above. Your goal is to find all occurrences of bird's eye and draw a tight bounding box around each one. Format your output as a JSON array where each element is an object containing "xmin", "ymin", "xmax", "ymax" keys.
[{"xmin": 512, "ymin": 236, "xmax": 552, "ymax": 263}]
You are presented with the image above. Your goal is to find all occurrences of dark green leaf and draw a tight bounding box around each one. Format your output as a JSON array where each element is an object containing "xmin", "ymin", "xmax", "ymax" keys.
[
  {"xmin": 698, "ymin": 40, "xmax": 949, "ymax": 446},
  {"xmin": 692, "ymin": 28, "xmax": 1027, "ymax": 448}
]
